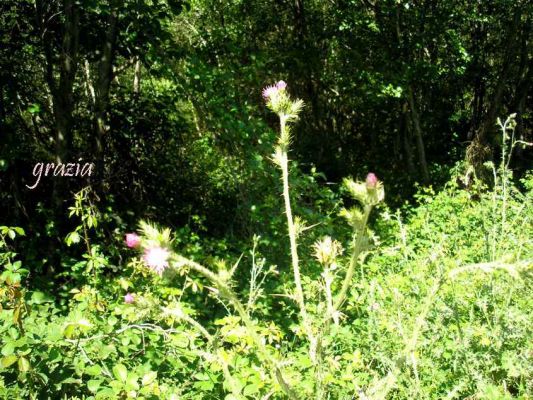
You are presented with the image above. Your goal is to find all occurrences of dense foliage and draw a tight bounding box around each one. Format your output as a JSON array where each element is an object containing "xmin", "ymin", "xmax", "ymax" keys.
[{"xmin": 0, "ymin": 0, "xmax": 532, "ymax": 399}]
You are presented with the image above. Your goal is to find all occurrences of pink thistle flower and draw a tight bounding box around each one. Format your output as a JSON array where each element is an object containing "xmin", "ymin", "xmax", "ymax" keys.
[
  {"xmin": 366, "ymin": 173, "xmax": 378, "ymax": 189},
  {"xmin": 125, "ymin": 233, "xmax": 141, "ymax": 248},
  {"xmin": 143, "ymin": 246, "xmax": 170, "ymax": 275},
  {"xmin": 276, "ymin": 80, "xmax": 287, "ymax": 90},
  {"xmin": 262, "ymin": 84, "xmax": 278, "ymax": 100},
  {"xmin": 124, "ymin": 293, "xmax": 135, "ymax": 304}
]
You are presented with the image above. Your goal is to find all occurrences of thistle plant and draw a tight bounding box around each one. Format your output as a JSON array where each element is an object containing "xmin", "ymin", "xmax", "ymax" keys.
[
  {"xmin": 264, "ymin": 81, "xmax": 315, "ymax": 358},
  {"xmin": 493, "ymin": 114, "xmax": 532, "ymax": 259},
  {"xmin": 472, "ymin": 114, "xmax": 533, "ymax": 262},
  {"xmin": 122, "ymin": 82, "xmax": 385, "ymax": 399}
]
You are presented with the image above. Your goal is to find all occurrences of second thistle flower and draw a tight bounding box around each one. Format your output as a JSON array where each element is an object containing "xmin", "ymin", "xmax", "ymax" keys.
[{"xmin": 143, "ymin": 246, "xmax": 170, "ymax": 276}]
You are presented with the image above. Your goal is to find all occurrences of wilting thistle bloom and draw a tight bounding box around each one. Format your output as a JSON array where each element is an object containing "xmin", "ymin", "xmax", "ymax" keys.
[
  {"xmin": 366, "ymin": 173, "xmax": 378, "ymax": 189},
  {"xmin": 124, "ymin": 293, "xmax": 135, "ymax": 304},
  {"xmin": 143, "ymin": 246, "xmax": 170, "ymax": 275},
  {"xmin": 312, "ymin": 236, "xmax": 343, "ymax": 266},
  {"xmin": 125, "ymin": 233, "xmax": 141, "ymax": 248}
]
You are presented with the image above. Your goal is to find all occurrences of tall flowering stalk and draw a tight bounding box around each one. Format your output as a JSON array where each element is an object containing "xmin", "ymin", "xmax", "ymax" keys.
[{"xmin": 263, "ymin": 81, "xmax": 316, "ymax": 355}]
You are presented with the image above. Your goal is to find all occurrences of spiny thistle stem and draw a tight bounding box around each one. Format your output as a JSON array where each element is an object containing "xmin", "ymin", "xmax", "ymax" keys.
[
  {"xmin": 323, "ymin": 272, "xmax": 335, "ymax": 325},
  {"xmin": 279, "ymin": 116, "xmax": 315, "ymax": 351},
  {"xmin": 333, "ymin": 205, "xmax": 371, "ymax": 312}
]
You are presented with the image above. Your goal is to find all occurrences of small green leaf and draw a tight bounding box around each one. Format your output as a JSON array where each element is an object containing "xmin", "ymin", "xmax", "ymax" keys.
[
  {"xmin": 96, "ymin": 388, "xmax": 115, "ymax": 398},
  {"xmin": 1, "ymin": 342, "xmax": 15, "ymax": 356},
  {"xmin": 27, "ymin": 103, "xmax": 41, "ymax": 114},
  {"xmin": 142, "ymin": 371, "xmax": 157, "ymax": 386},
  {"xmin": 48, "ymin": 348, "xmax": 60, "ymax": 361},
  {"xmin": 86, "ymin": 365, "xmax": 102, "ymax": 376},
  {"xmin": 113, "ymin": 364, "xmax": 128, "ymax": 382},
  {"xmin": 125, "ymin": 374, "xmax": 139, "ymax": 391},
  {"xmin": 18, "ymin": 357, "xmax": 30, "ymax": 372},
  {"xmin": 65, "ymin": 231, "xmax": 81, "ymax": 246},
  {"xmin": 243, "ymin": 383, "xmax": 261, "ymax": 396},
  {"xmin": 1, "ymin": 355, "xmax": 18, "ymax": 368},
  {"xmin": 88, "ymin": 379, "xmax": 102, "ymax": 393}
]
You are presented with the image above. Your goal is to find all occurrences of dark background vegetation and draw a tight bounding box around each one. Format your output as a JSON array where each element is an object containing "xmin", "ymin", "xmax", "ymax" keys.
[{"xmin": 1, "ymin": 0, "xmax": 531, "ymax": 270}]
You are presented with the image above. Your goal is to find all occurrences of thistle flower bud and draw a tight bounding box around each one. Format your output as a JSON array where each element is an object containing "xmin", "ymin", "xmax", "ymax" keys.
[
  {"xmin": 366, "ymin": 173, "xmax": 378, "ymax": 189},
  {"xmin": 276, "ymin": 80, "xmax": 287, "ymax": 90},
  {"xmin": 339, "ymin": 207, "xmax": 364, "ymax": 228},
  {"xmin": 312, "ymin": 236, "xmax": 343, "ymax": 266},
  {"xmin": 125, "ymin": 233, "xmax": 141, "ymax": 248},
  {"xmin": 343, "ymin": 174, "xmax": 385, "ymax": 210},
  {"xmin": 364, "ymin": 173, "xmax": 385, "ymax": 205}
]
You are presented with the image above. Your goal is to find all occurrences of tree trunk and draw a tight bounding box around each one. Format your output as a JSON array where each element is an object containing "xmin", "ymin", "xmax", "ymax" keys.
[
  {"xmin": 93, "ymin": 0, "xmax": 120, "ymax": 193},
  {"xmin": 84, "ymin": 59, "xmax": 96, "ymax": 104},
  {"xmin": 294, "ymin": 0, "xmax": 306, "ymax": 39},
  {"xmin": 401, "ymin": 102, "xmax": 416, "ymax": 176},
  {"xmin": 469, "ymin": 13, "xmax": 487, "ymax": 140},
  {"xmin": 56, "ymin": 0, "xmax": 80, "ymax": 164},
  {"xmin": 511, "ymin": 13, "xmax": 532, "ymax": 144},
  {"xmin": 407, "ymin": 86, "xmax": 430, "ymax": 183},
  {"xmin": 36, "ymin": 0, "xmax": 80, "ymax": 163},
  {"xmin": 467, "ymin": 6, "xmax": 522, "ymax": 169},
  {"xmin": 36, "ymin": 0, "xmax": 80, "ymax": 209},
  {"xmin": 133, "ymin": 58, "xmax": 141, "ymax": 95},
  {"xmin": 511, "ymin": 57, "xmax": 532, "ymax": 162},
  {"xmin": 394, "ymin": 4, "xmax": 429, "ymax": 184}
]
